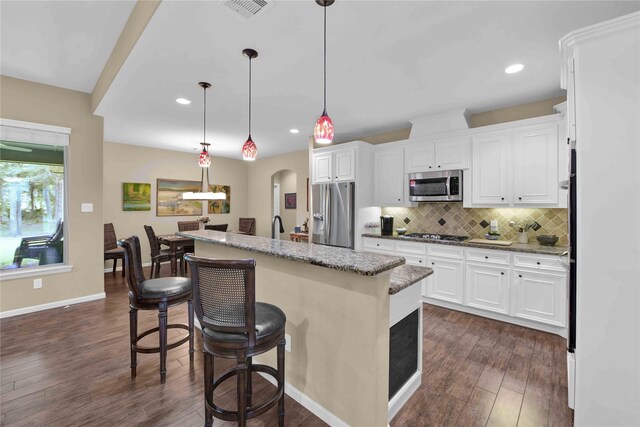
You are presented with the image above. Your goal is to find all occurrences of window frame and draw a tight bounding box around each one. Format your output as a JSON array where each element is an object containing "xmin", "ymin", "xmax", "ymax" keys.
[{"xmin": 0, "ymin": 118, "xmax": 72, "ymax": 280}]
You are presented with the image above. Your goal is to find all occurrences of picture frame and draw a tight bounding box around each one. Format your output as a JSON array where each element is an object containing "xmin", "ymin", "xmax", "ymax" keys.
[
  {"xmin": 122, "ymin": 182, "xmax": 151, "ymax": 211},
  {"xmin": 285, "ymin": 193, "xmax": 297, "ymax": 209},
  {"xmin": 156, "ymin": 178, "xmax": 202, "ymax": 216},
  {"xmin": 207, "ymin": 185, "xmax": 231, "ymax": 214}
]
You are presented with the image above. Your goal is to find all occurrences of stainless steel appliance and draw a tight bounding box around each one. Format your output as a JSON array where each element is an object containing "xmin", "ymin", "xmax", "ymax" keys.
[
  {"xmin": 408, "ymin": 170, "xmax": 462, "ymax": 202},
  {"xmin": 401, "ymin": 232, "xmax": 468, "ymax": 242},
  {"xmin": 380, "ymin": 216, "xmax": 394, "ymax": 236},
  {"xmin": 312, "ymin": 182, "xmax": 355, "ymax": 249}
]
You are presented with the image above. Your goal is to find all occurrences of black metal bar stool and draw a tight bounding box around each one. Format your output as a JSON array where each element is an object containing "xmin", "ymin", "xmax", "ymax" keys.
[
  {"xmin": 118, "ymin": 236, "xmax": 194, "ymax": 384},
  {"xmin": 185, "ymin": 255, "xmax": 286, "ymax": 427}
]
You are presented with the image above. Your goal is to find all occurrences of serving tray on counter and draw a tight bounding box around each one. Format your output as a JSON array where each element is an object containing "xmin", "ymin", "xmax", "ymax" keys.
[{"xmin": 467, "ymin": 238, "xmax": 513, "ymax": 246}]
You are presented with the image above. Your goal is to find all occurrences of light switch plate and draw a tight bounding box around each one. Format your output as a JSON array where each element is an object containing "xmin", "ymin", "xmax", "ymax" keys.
[
  {"xmin": 33, "ymin": 278, "xmax": 42, "ymax": 289},
  {"xmin": 81, "ymin": 203, "xmax": 93, "ymax": 212}
]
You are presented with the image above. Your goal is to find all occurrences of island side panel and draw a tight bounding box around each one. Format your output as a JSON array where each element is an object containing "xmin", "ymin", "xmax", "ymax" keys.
[{"xmin": 196, "ymin": 241, "xmax": 391, "ymax": 427}]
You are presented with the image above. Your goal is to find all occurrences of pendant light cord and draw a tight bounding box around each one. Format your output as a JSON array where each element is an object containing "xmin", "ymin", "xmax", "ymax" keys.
[
  {"xmin": 249, "ymin": 56, "xmax": 252, "ymax": 136},
  {"xmin": 203, "ymin": 85, "xmax": 207, "ymax": 147},
  {"xmin": 323, "ymin": 4, "xmax": 327, "ymax": 114}
]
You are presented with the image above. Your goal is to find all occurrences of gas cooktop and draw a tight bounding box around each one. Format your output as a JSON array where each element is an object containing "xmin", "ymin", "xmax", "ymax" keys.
[{"xmin": 401, "ymin": 233, "xmax": 469, "ymax": 242}]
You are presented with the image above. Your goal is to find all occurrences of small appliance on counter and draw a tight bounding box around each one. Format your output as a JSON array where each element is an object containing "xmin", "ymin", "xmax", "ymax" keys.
[{"xmin": 380, "ymin": 216, "xmax": 394, "ymax": 235}]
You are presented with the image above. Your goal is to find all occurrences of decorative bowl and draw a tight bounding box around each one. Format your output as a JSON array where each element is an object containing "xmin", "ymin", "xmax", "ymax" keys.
[
  {"xmin": 396, "ymin": 228, "xmax": 407, "ymax": 236},
  {"xmin": 536, "ymin": 235, "xmax": 559, "ymax": 246},
  {"xmin": 485, "ymin": 233, "xmax": 500, "ymax": 240}
]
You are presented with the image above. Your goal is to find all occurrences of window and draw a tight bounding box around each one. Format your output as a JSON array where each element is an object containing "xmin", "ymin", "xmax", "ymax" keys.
[{"xmin": 0, "ymin": 119, "xmax": 70, "ymax": 274}]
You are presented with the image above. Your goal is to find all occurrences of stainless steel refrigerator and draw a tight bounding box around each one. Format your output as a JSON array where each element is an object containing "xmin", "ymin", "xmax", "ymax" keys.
[{"xmin": 312, "ymin": 182, "xmax": 355, "ymax": 249}]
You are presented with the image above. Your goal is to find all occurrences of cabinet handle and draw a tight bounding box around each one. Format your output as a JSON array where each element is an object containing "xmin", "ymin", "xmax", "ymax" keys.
[
  {"xmin": 418, "ymin": 260, "xmax": 422, "ymax": 263},
  {"xmin": 484, "ymin": 256, "xmax": 488, "ymax": 259},
  {"xmin": 536, "ymin": 261, "xmax": 541, "ymax": 265},
  {"xmin": 438, "ymin": 165, "xmax": 441, "ymax": 168},
  {"xmin": 335, "ymin": 176, "xmax": 338, "ymax": 179},
  {"xmin": 519, "ymin": 274, "xmax": 523, "ymax": 278},
  {"xmin": 501, "ymin": 197, "xmax": 505, "ymax": 201},
  {"xmin": 501, "ymin": 272, "xmax": 504, "ymax": 275},
  {"xmin": 431, "ymin": 262, "xmax": 435, "ymax": 265},
  {"xmin": 397, "ymin": 198, "xmax": 401, "ymax": 201},
  {"xmin": 428, "ymin": 166, "xmax": 432, "ymax": 169},
  {"xmin": 376, "ymin": 244, "xmax": 380, "ymax": 247},
  {"xmin": 518, "ymin": 197, "xmax": 522, "ymax": 201}
]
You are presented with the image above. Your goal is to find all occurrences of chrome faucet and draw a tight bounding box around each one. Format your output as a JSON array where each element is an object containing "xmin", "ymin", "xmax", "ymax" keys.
[{"xmin": 272, "ymin": 215, "xmax": 284, "ymax": 239}]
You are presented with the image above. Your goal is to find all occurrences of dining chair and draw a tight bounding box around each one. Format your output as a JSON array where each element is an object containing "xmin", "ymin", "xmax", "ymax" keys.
[
  {"xmin": 13, "ymin": 219, "xmax": 64, "ymax": 267},
  {"xmin": 144, "ymin": 225, "xmax": 184, "ymax": 278},
  {"xmin": 177, "ymin": 221, "xmax": 198, "ymax": 253},
  {"xmin": 238, "ymin": 218, "xmax": 256, "ymax": 236},
  {"xmin": 104, "ymin": 223, "xmax": 125, "ymax": 276},
  {"xmin": 204, "ymin": 224, "xmax": 228, "ymax": 232}
]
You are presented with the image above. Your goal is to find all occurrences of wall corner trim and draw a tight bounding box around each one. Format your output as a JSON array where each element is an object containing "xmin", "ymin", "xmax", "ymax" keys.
[{"xmin": 0, "ymin": 293, "xmax": 106, "ymax": 319}]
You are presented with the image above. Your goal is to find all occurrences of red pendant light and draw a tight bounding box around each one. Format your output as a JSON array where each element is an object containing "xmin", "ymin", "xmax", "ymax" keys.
[
  {"xmin": 242, "ymin": 49, "xmax": 258, "ymax": 161},
  {"xmin": 314, "ymin": 0, "xmax": 335, "ymax": 145}
]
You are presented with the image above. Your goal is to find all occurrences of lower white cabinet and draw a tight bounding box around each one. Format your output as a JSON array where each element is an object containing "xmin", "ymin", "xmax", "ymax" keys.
[
  {"xmin": 513, "ymin": 269, "xmax": 566, "ymax": 327},
  {"xmin": 465, "ymin": 263, "xmax": 509, "ymax": 314},
  {"xmin": 426, "ymin": 257, "xmax": 464, "ymax": 304}
]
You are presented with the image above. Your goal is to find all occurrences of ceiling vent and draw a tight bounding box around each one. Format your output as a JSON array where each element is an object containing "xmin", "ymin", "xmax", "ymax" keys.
[{"xmin": 223, "ymin": 0, "xmax": 272, "ymax": 20}]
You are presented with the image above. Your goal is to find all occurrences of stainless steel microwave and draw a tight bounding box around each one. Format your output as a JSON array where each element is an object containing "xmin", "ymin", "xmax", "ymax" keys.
[{"xmin": 408, "ymin": 170, "xmax": 463, "ymax": 202}]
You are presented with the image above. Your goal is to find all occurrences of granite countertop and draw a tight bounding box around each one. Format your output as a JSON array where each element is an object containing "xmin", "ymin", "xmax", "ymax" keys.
[
  {"xmin": 389, "ymin": 265, "xmax": 433, "ymax": 295},
  {"xmin": 179, "ymin": 230, "xmax": 405, "ymax": 276},
  {"xmin": 362, "ymin": 233, "xmax": 568, "ymax": 256}
]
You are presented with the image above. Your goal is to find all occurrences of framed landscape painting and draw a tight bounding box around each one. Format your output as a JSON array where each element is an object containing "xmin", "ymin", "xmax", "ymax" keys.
[
  {"xmin": 156, "ymin": 179, "xmax": 202, "ymax": 216},
  {"xmin": 208, "ymin": 185, "xmax": 230, "ymax": 214},
  {"xmin": 123, "ymin": 182, "xmax": 151, "ymax": 211}
]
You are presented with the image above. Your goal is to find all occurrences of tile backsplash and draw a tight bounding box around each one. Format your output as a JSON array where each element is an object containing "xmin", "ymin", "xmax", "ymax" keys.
[{"xmin": 382, "ymin": 203, "xmax": 568, "ymax": 246}]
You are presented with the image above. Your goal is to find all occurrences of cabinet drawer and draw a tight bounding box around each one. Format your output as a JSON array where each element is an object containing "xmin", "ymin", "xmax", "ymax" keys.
[
  {"xmin": 428, "ymin": 244, "xmax": 464, "ymax": 259},
  {"xmin": 395, "ymin": 241, "xmax": 426, "ymax": 255},
  {"xmin": 466, "ymin": 249, "xmax": 510, "ymax": 265},
  {"xmin": 513, "ymin": 254, "xmax": 564, "ymax": 271},
  {"xmin": 402, "ymin": 254, "xmax": 427, "ymax": 267},
  {"xmin": 363, "ymin": 238, "xmax": 395, "ymax": 253}
]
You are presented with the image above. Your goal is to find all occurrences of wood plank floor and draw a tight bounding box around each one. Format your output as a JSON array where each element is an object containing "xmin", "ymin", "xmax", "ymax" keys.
[
  {"xmin": 391, "ymin": 304, "xmax": 574, "ymax": 427},
  {"xmin": 1, "ymin": 266, "xmax": 573, "ymax": 426}
]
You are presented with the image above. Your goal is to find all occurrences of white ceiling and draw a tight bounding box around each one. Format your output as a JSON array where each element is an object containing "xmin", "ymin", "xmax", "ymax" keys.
[
  {"xmin": 3, "ymin": 1, "xmax": 639, "ymax": 160},
  {"xmin": 0, "ymin": 1, "xmax": 135, "ymax": 93}
]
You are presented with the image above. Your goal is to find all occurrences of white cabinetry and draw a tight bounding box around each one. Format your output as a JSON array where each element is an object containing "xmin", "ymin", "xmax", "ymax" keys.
[
  {"xmin": 312, "ymin": 147, "xmax": 355, "ymax": 184},
  {"xmin": 373, "ymin": 146, "xmax": 406, "ymax": 206},
  {"xmin": 427, "ymin": 257, "xmax": 464, "ymax": 304},
  {"xmin": 513, "ymin": 269, "xmax": 566, "ymax": 327},
  {"xmin": 513, "ymin": 125, "xmax": 558, "ymax": 204},
  {"xmin": 471, "ymin": 132, "xmax": 509, "ymax": 205},
  {"xmin": 465, "ymin": 263, "xmax": 509, "ymax": 314},
  {"xmin": 404, "ymin": 136, "xmax": 469, "ymax": 173}
]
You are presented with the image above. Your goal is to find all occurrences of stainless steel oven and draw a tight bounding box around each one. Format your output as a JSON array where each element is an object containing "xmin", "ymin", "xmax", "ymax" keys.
[{"xmin": 408, "ymin": 170, "xmax": 462, "ymax": 202}]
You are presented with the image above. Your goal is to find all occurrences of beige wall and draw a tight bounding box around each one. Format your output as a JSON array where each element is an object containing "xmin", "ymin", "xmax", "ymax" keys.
[
  {"xmin": 469, "ymin": 96, "xmax": 567, "ymax": 128},
  {"xmin": 248, "ymin": 150, "xmax": 309, "ymax": 238},
  {"xmin": 1, "ymin": 76, "xmax": 104, "ymax": 312},
  {"xmin": 103, "ymin": 142, "xmax": 249, "ymax": 264}
]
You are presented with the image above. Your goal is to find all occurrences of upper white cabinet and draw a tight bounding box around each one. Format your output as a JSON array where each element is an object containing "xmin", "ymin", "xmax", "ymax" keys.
[
  {"xmin": 373, "ymin": 146, "xmax": 406, "ymax": 206},
  {"xmin": 513, "ymin": 125, "xmax": 559, "ymax": 205},
  {"xmin": 312, "ymin": 147, "xmax": 355, "ymax": 184},
  {"xmin": 466, "ymin": 119, "xmax": 561, "ymax": 208},
  {"xmin": 404, "ymin": 136, "xmax": 469, "ymax": 173}
]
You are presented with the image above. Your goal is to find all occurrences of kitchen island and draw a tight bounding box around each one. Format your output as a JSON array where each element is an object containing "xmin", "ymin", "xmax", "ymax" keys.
[{"xmin": 178, "ymin": 230, "xmax": 432, "ymax": 426}]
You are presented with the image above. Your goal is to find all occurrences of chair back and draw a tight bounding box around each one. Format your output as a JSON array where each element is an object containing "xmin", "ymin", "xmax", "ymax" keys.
[
  {"xmin": 118, "ymin": 236, "xmax": 146, "ymax": 298},
  {"xmin": 238, "ymin": 218, "xmax": 256, "ymax": 236},
  {"xmin": 178, "ymin": 221, "xmax": 200, "ymax": 232},
  {"xmin": 104, "ymin": 223, "xmax": 118, "ymax": 250},
  {"xmin": 49, "ymin": 219, "xmax": 64, "ymax": 243},
  {"xmin": 144, "ymin": 225, "xmax": 161, "ymax": 257},
  {"xmin": 185, "ymin": 255, "xmax": 257, "ymax": 346},
  {"xmin": 205, "ymin": 224, "xmax": 228, "ymax": 232}
]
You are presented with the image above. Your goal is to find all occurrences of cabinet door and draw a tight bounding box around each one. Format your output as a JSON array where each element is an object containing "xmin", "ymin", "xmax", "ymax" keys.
[
  {"xmin": 513, "ymin": 269, "xmax": 566, "ymax": 327},
  {"xmin": 434, "ymin": 136, "xmax": 470, "ymax": 170},
  {"xmin": 426, "ymin": 257, "xmax": 464, "ymax": 303},
  {"xmin": 513, "ymin": 125, "xmax": 559, "ymax": 204},
  {"xmin": 471, "ymin": 133, "xmax": 509, "ymax": 205},
  {"xmin": 373, "ymin": 148, "xmax": 405, "ymax": 206},
  {"xmin": 313, "ymin": 152, "xmax": 332, "ymax": 184},
  {"xmin": 334, "ymin": 148, "xmax": 356, "ymax": 181},
  {"xmin": 404, "ymin": 141, "xmax": 435, "ymax": 173},
  {"xmin": 465, "ymin": 263, "xmax": 509, "ymax": 314}
]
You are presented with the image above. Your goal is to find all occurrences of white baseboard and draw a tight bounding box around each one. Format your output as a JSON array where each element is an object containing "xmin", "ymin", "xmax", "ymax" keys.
[
  {"xmin": 0, "ymin": 292, "xmax": 106, "ymax": 319},
  {"xmin": 103, "ymin": 261, "xmax": 151, "ymax": 273},
  {"xmin": 388, "ymin": 371, "xmax": 421, "ymax": 421},
  {"xmin": 258, "ymin": 372, "xmax": 348, "ymax": 427}
]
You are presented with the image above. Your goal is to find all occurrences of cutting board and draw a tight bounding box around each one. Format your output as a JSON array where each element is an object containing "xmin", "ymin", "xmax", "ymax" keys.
[{"xmin": 467, "ymin": 238, "xmax": 513, "ymax": 246}]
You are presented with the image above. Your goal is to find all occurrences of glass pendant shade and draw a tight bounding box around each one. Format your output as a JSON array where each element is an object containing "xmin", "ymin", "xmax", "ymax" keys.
[
  {"xmin": 242, "ymin": 136, "xmax": 257, "ymax": 161},
  {"xmin": 314, "ymin": 113, "xmax": 334, "ymax": 145},
  {"xmin": 197, "ymin": 143, "xmax": 211, "ymax": 167}
]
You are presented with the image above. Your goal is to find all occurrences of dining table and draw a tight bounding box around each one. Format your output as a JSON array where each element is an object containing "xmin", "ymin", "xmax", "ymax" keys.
[{"xmin": 157, "ymin": 234, "xmax": 195, "ymax": 277}]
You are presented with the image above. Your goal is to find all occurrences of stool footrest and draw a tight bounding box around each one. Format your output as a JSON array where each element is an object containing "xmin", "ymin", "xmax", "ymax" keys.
[{"xmin": 133, "ymin": 324, "xmax": 190, "ymax": 354}]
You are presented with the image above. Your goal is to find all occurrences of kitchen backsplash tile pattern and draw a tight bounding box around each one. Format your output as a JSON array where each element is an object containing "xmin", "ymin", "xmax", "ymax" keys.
[{"xmin": 382, "ymin": 204, "xmax": 568, "ymax": 245}]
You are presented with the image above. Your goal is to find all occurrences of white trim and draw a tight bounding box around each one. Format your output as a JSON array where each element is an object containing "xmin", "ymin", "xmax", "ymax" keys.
[
  {"xmin": 0, "ymin": 118, "xmax": 71, "ymax": 135},
  {"xmin": 1, "ymin": 118, "xmax": 71, "ymax": 147},
  {"xmin": 0, "ymin": 264, "xmax": 73, "ymax": 281},
  {"xmin": 0, "ymin": 292, "xmax": 106, "ymax": 319},
  {"xmin": 388, "ymin": 371, "xmax": 421, "ymax": 421},
  {"xmin": 259, "ymin": 373, "xmax": 349, "ymax": 427},
  {"xmin": 422, "ymin": 298, "xmax": 567, "ymax": 338},
  {"xmin": 103, "ymin": 261, "xmax": 151, "ymax": 273}
]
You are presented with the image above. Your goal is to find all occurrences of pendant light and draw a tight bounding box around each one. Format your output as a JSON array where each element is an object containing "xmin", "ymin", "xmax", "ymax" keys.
[
  {"xmin": 242, "ymin": 48, "xmax": 258, "ymax": 161},
  {"xmin": 313, "ymin": 0, "xmax": 335, "ymax": 145},
  {"xmin": 183, "ymin": 82, "xmax": 226, "ymax": 201}
]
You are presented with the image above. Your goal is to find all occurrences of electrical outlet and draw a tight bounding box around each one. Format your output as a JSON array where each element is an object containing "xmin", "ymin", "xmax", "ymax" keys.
[
  {"xmin": 33, "ymin": 278, "xmax": 42, "ymax": 289},
  {"xmin": 284, "ymin": 334, "xmax": 291, "ymax": 352}
]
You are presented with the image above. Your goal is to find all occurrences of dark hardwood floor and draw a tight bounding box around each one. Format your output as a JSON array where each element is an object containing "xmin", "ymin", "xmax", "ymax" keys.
[
  {"xmin": 1, "ymin": 266, "xmax": 573, "ymax": 426},
  {"xmin": 391, "ymin": 305, "xmax": 574, "ymax": 427}
]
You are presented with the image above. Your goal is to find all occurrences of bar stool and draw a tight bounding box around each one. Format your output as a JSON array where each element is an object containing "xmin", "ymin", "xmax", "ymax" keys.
[
  {"xmin": 118, "ymin": 236, "xmax": 194, "ymax": 384},
  {"xmin": 185, "ymin": 255, "xmax": 286, "ymax": 426}
]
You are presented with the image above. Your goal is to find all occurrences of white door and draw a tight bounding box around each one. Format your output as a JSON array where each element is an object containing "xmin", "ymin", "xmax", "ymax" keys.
[
  {"xmin": 273, "ymin": 183, "xmax": 280, "ymax": 240},
  {"xmin": 373, "ymin": 147, "xmax": 405, "ymax": 206},
  {"xmin": 426, "ymin": 257, "xmax": 464, "ymax": 303},
  {"xmin": 334, "ymin": 148, "xmax": 356, "ymax": 181},
  {"xmin": 513, "ymin": 124, "xmax": 559, "ymax": 205},
  {"xmin": 404, "ymin": 141, "xmax": 435, "ymax": 173},
  {"xmin": 471, "ymin": 132, "xmax": 509, "ymax": 205},
  {"xmin": 513, "ymin": 269, "xmax": 566, "ymax": 326},
  {"xmin": 434, "ymin": 136, "xmax": 470, "ymax": 170},
  {"xmin": 465, "ymin": 263, "xmax": 510, "ymax": 314},
  {"xmin": 312, "ymin": 152, "xmax": 332, "ymax": 184}
]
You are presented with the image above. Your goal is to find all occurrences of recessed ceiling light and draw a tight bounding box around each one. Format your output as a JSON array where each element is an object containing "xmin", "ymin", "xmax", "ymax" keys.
[
  {"xmin": 176, "ymin": 98, "xmax": 191, "ymax": 105},
  {"xmin": 505, "ymin": 64, "xmax": 524, "ymax": 74},
  {"xmin": 289, "ymin": 129, "xmax": 299, "ymax": 134}
]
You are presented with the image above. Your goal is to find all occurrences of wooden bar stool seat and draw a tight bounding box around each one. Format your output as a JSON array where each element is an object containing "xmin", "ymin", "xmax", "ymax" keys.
[
  {"xmin": 185, "ymin": 255, "xmax": 286, "ymax": 427},
  {"xmin": 118, "ymin": 236, "xmax": 195, "ymax": 384}
]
